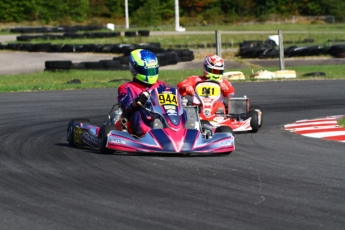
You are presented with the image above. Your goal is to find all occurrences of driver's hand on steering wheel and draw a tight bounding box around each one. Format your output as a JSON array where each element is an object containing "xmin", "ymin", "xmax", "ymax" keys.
[
  {"xmin": 184, "ymin": 86, "xmax": 195, "ymax": 96},
  {"xmin": 219, "ymin": 82, "xmax": 229, "ymax": 93},
  {"xmin": 134, "ymin": 91, "xmax": 149, "ymax": 107}
]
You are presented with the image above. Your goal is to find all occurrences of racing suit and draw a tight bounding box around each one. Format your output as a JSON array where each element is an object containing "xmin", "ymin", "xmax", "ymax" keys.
[
  {"xmin": 177, "ymin": 75, "xmax": 235, "ymax": 114},
  {"xmin": 118, "ymin": 78, "xmax": 168, "ymax": 137}
]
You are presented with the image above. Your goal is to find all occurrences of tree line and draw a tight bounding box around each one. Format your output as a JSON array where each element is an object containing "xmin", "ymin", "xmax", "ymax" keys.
[{"xmin": 0, "ymin": 0, "xmax": 344, "ymax": 26}]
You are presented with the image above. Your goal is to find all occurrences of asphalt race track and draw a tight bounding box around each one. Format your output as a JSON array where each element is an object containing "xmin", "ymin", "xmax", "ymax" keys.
[
  {"xmin": 1, "ymin": 33, "xmax": 345, "ymax": 230},
  {"xmin": 0, "ymin": 80, "xmax": 344, "ymax": 230}
]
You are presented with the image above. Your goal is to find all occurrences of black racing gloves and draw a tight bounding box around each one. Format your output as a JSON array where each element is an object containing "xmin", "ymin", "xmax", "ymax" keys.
[{"xmin": 134, "ymin": 91, "xmax": 149, "ymax": 107}]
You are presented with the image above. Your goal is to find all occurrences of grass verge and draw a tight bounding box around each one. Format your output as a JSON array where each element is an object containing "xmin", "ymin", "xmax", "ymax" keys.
[
  {"xmin": 0, "ymin": 64, "xmax": 344, "ymax": 93},
  {"xmin": 338, "ymin": 117, "xmax": 345, "ymax": 128}
]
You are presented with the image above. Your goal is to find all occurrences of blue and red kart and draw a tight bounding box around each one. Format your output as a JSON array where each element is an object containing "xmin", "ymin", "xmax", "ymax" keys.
[{"xmin": 66, "ymin": 86, "xmax": 235, "ymax": 155}]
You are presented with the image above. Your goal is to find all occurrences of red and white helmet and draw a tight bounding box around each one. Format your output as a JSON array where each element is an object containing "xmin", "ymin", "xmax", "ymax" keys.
[{"xmin": 203, "ymin": 54, "xmax": 224, "ymax": 82}]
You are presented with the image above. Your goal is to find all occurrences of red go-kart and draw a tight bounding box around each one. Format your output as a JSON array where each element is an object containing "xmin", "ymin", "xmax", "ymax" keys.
[{"xmin": 185, "ymin": 81, "xmax": 263, "ymax": 133}]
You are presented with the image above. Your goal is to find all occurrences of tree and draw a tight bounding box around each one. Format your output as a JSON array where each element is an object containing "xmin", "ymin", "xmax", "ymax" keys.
[
  {"xmin": 105, "ymin": 0, "xmax": 124, "ymax": 18},
  {"xmin": 160, "ymin": 0, "xmax": 175, "ymax": 21},
  {"xmin": 324, "ymin": 0, "xmax": 345, "ymax": 22},
  {"xmin": 299, "ymin": 0, "xmax": 323, "ymax": 15},
  {"xmin": 131, "ymin": 0, "xmax": 162, "ymax": 27},
  {"xmin": 33, "ymin": 0, "xmax": 69, "ymax": 23},
  {"xmin": 0, "ymin": 0, "xmax": 36, "ymax": 22},
  {"xmin": 66, "ymin": 0, "xmax": 89, "ymax": 22},
  {"xmin": 180, "ymin": 0, "xmax": 216, "ymax": 16},
  {"xmin": 89, "ymin": 0, "xmax": 110, "ymax": 17}
]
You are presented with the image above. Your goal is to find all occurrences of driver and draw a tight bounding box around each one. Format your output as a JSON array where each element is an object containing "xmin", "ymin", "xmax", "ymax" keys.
[
  {"xmin": 177, "ymin": 54, "xmax": 235, "ymax": 114},
  {"xmin": 118, "ymin": 49, "xmax": 168, "ymax": 137}
]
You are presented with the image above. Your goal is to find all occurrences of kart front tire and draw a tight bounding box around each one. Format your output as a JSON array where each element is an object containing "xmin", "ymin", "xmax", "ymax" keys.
[
  {"xmin": 67, "ymin": 118, "xmax": 91, "ymax": 146},
  {"xmin": 215, "ymin": 126, "xmax": 234, "ymax": 135},
  {"xmin": 98, "ymin": 125, "xmax": 115, "ymax": 154},
  {"xmin": 247, "ymin": 111, "xmax": 259, "ymax": 133}
]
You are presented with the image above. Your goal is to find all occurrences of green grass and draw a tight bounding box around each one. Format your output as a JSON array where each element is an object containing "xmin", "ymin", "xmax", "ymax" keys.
[
  {"xmin": 0, "ymin": 65, "xmax": 344, "ymax": 93},
  {"xmin": 180, "ymin": 23, "xmax": 345, "ymax": 32},
  {"xmin": 246, "ymin": 65, "xmax": 345, "ymax": 79},
  {"xmin": 338, "ymin": 117, "xmax": 345, "ymax": 127}
]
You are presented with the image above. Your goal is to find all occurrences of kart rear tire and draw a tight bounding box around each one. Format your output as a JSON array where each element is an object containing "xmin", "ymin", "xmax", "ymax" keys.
[
  {"xmin": 215, "ymin": 126, "xmax": 234, "ymax": 135},
  {"xmin": 247, "ymin": 111, "xmax": 259, "ymax": 133},
  {"xmin": 98, "ymin": 125, "xmax": 115, "ymax": 154},
  {"xmin": 250, "ymin": 108, "xmax": 263, "ymax": 128},
  {"xmin": 67, "ymin": 118, "xmax": 91, "ymax": 146}
]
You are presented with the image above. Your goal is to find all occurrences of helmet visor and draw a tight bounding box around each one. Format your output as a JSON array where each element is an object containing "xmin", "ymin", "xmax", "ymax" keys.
[
  {"xmin": 136, "ymin": 65, "xmax": 159, "ymax": 77},
  {"xmin": 205, "ymin": 66, "xmax": 223, "ymax": 75}
]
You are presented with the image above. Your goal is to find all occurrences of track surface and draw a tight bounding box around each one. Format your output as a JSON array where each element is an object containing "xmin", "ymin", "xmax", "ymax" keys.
[{"xmin": 1, "ymin": 80, "xmax": 344, "ymax": 230}]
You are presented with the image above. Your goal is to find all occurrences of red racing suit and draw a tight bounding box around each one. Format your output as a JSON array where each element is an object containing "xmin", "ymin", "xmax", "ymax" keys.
[
  {"xmin": 177, "ymin": 75, "xmax": 235, "ymax": 114},
  {"xmin": 118, "ymin": 79, "xmax": 168, "ymax": 137}
]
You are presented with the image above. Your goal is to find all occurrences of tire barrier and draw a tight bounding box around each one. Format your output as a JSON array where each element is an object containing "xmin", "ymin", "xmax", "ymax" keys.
[
  {"xmin": 30, "ymin": 43, "xmax": 52, "ymax": 52},
  {"xmin": 82, "ymin": 61, "xmax": 104, "ymax": 70},
  {"xmin": 9, "ymin": 25, "xmax": 105, "ymax": 33},
  {"xmin": 99, "ymin": 60, "xmax": 122, "ymax": 70},
  {"xmin": 66, "ymin": 79, "xmax": 82, "ymax": 84},
  {"xmin": 328, "ymin": 44, "xmax": 345, "ymax": 58},
  {"xmin": 138, "ymin": 30, "xmax": 150, "ymax": 37},
  {"xmin": 173, "ymin": 49, "xmax": 194, "ymax": 62},
  {"xmin": 124, "ymin": 31, "xmax": 137, "ymax": 37},
  {"xmin": 71, "ymin": 63, "xmax": 85, "ymax": 70},
  {"xmin": 237, "ymin": 40, "xmax": 345, "ymax": 59},
  {"xmin": 44, "ymin": 49, "xmax": 194, "ymax": 72},
  {"xmin": 4, "ymin": 34, "xmax": 344, "ymax": 60},
  {"xmin": 16, "ymin": 32, "xmax": 121, "ymax": 41},
  {"xmin": 45, "ymin": 60, "xmax": 72, "ymax": 70},
  {"xmin": 302, "ymin": 72, "xmax": 326, "ymax": 77},
  {"xmin": 0, "ymin": 41, "xmax": 188, "ymax": 57},
  {"xmin": 14, "ymin": 34, "xmax": 237, "ymax": 49}
]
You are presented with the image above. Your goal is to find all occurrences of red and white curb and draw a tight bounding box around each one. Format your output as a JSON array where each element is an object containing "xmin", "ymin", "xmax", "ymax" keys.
[{"xmin": 284, "ymin": 115, "xmax": 345, "ymax": 143}]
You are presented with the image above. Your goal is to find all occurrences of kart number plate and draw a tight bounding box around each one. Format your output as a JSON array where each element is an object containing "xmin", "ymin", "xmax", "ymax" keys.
[
  {"xmin": 158, "ymin": 93, "xmax": 178, "ymax": 105},
  {"xmin": 196, "ymin": 85, "xmax": 220, "ymax": 97}
]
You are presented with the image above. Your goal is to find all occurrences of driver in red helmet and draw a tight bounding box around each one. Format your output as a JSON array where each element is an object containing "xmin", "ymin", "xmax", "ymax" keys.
[
  {"xmin": 118, "ymin": 49, "xmax": 168, "ymax": 137},
  {"xmin": 177, "ymin": 54, "xmax": 235, "ymax": 114}
]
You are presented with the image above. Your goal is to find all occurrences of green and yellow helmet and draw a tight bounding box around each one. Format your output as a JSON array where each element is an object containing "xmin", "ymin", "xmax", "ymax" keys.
[
  {"xmin": 203, "ymin": 54, "xmax": 225, "ymax": 82},
  {"xmin": 129, "ymin": 49, "xmax": 159, "ymax": 85}
]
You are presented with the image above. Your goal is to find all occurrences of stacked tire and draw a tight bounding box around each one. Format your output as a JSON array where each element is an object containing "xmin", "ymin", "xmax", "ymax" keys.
[
  {"xmin": 138, "ymin": 30, "xmax": 150, "ymax": 36},
  {"xmin": 45, "ymin": 61, "xmax": 72, "ymax": 71},
  {"xmin": 176, "ymin": 49, "xmax": 194, "ymax": 62},
  {"xmin": 328, "ymin": 44, "xmax": 345, "ymax": 58}
]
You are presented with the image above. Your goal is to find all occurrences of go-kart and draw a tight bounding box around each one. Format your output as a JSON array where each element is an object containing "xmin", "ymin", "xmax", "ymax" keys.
[
  {"xmin": 66, "ymin": 86, "xmax": 235, "ymax": 155},
  {"xmin": 186, "ymin": 81, "xmax": 263, "ymax": 133}
]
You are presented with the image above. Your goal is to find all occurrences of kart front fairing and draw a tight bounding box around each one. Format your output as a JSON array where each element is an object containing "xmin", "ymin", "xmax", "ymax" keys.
[
  {"xmin": 106, "ymin": 86, "xmax": 234, "ymax": 153},
  {"xmin": 106, "ymin": 127, "xmax": 234, "ymax": 154}
]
